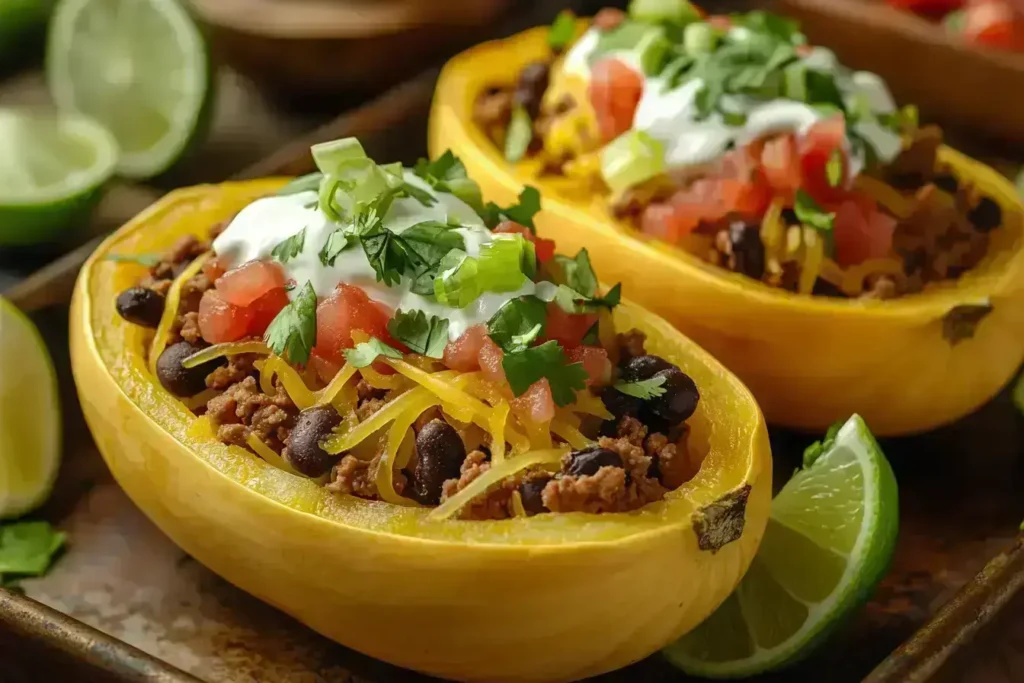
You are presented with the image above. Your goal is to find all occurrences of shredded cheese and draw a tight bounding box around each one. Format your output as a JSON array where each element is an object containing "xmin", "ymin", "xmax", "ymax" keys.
[
  {"xmin": 263, "ymin": 356, "xmax": 316, "ymax": 410},
  {"xmin": 551, "ymin": 417, "xmax": 592, "ymax": 450},
  {"xmin": 523, "ymin": 418, "xmax": 553, "ymax": 451},
  {"xmin": 375, "ymin": 388, "xmax": 438, "ymax": 504},
  {"xmin": 148, "ymin": 252, "xmax": 211, "ymax": 377},
  {"xmin": 182, "ymin": 341, "xmax": 271, "ymax": 368},
  {"xmin": 488, "ymin": 401, "xmax": 510, "ymax": 464},
  {"xmin": 182, "ymin": 388, "xmax": 220, "ymax": 411},
  {"xmin": 511, "ymin": 490, "xmax": 527, "ymax": 518},
  {"xmin": 855, "ymin": 176, "xmax": 914, "ymax": 218},
  {"xmin": 429, "ymin": 448, "xmax": 567, "ymax": 521},
  {"xmin": 799, "ymin": 226, "xmax": 824, "ymax": 295},
  {"xmin": 323, "ymin": 387, "xmax": 427, "ymax": 455},
  {"xmin": 572, "ymin": 390, "xmax": 614, "ymax": 421},
  {"xmin": 246, "ymin": 433, "xmax": 300, "ymax": 475},
  {"xmin": 316, "ymin": 362, "xmax": 359, "ymax": 406},
  {"xmin": 360, "ymin": 364, "xmax": 401, "ymax": 390}
]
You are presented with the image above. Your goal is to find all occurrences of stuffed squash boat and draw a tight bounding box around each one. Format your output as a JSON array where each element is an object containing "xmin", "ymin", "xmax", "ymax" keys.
[
  {"xmin": 70, "ymin": 138, "xmax": 770, "ymax": 682},
  {"xmin": 430, "ymin": 3, "xmax": 1024, "ymax": 435}
]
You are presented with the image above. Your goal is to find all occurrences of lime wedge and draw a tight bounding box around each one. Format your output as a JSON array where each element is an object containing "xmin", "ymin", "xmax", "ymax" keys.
[
  {"xmin": 0, "ymin": 297, "xmax": 61, "ymax": 519},
  {"xmin": 0, "ymin": 108, "xmax": 118, "ymax": 245},
  {"xmin": 664, "ymin": 414, "xmax": 899, "ymax": 678},
  {"xmin": 47, "ymin": 0, "xmax": 210, "ymax": 180}
]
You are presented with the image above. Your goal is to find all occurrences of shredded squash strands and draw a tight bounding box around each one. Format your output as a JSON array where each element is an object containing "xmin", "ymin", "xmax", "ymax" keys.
[
  {"xmin": 316, "ymin": 362, "xmax": 359, "ymax": 406},
  {"xmin": 761, "ymin": 196, "xmax": 785, "ymax": 258},
  {"xmin": 323, "ymin": 387, "xmax": 427, "ymax": 455},
  {"xmin": 246, "ymin": 433, "xmax": 300, "ymax": 476},
  {"xmin": 572, "ymin": 390, "xmax": 614, "ymax": 420},
  {"xmin": 147, "ymin": 252, "xmax": 211, "ymax": 377},
  {"xmin": 186, "ymin": 415, "xmax": 215, "ymax": 440},
  {"xmin": 360, "ymin": 365, "xmax": 400, "ymax": 390},
  {"xmin": 262, "ymin": 356, "xmax": 316, "ymax": 410},
  {"xmin": 183, "ymin": 388, "xmax": 220, "ymax": 411},
  {"xmin": 488, "ymin": 401, "xmax": 510, "ymax": 464},
  {"xmin": 375, "ymin": 389, "xmax": 439, "ymax": 505},
  {"xmin": 182, "ymin": 341, "xmax": 271, "ymax": 368},
  {"xmin": 429, "ymin": 448, "xmax": 568, "ymax": 521},
  {"xmin": 550, "ymin": 417, "xmax": 592, "ymax": 450},
  {"xmin": 511, "ymin": 490, "xmax": 527, "ymax": 518},
  {"xmin": 799, "ymin": 226, "xmax": 824, "ymax": 295},
  {"xmin": 856, "ymin": 175, "xmax": 914, "ymax": 218}
]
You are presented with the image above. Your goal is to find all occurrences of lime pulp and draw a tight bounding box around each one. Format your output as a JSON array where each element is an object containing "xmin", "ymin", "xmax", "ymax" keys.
[
  {"xmin": 0, "ymin": 297, "xmax": 62, "ymax": 519},
  {"xmin": 47, "ymin": 0, "xmax": 210, "ymax": 180},
  {"xmin": 663, "ymin": 414, "xmax": 899, "ymax": 678}
]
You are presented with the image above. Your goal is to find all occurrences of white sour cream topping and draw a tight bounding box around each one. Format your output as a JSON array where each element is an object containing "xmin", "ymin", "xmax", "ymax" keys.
[
  {"xmin": 213, "ymin": 172, "xmax": 543, "ymax": 340},
  {"xmin": 563, "ymin": 27, "xmax": 902, "ymax": 179}
]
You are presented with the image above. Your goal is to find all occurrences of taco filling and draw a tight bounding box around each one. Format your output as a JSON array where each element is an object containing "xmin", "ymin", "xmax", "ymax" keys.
[
  {"xmin": 475, "ymin": 4, "xmax": 1007, "ymax": 298},
  {"xmin": 113, "ymin": 138, "xmax": 702, "ymax": 520}
]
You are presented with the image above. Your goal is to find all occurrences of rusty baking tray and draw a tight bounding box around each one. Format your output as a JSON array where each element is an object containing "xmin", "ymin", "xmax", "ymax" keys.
[{"xmin": 3, "ymin": 60, "xmax": 1024, "ymax": 683}]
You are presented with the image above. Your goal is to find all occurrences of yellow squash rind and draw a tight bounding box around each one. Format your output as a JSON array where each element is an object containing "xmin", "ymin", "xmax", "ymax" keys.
[
  {"xmin": 70, "ymin": 181, "xmax": 771, "ymax": 682},
  {"xmin": 430, "ymin": 26, "xmax": 1024, "ymax": 436}
]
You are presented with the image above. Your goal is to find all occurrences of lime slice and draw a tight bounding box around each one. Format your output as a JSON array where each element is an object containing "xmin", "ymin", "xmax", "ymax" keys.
[
  {"xmin": 0, "ymin": 297, "xmax": 61, "ymax": 519},
  {"xmin": 664, "ymin": 414, "xmax": 899, "ymax": 678},
  {"xmin": 0, "ymin": 108, "xmax": 118, "ymax": 245},
  {"xmin": 47, "ymin": 0, "xmax": 211, "ymax": 180}
]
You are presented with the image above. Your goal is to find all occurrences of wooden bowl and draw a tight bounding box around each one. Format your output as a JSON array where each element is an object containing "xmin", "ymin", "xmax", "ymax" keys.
[
  {"xmin": 777, "ymin": 0, "xmax": 1024, "ymax": 144},
  {"xmin": 191, "ymin": 0, "xmax": 514, "ymax": 97}
]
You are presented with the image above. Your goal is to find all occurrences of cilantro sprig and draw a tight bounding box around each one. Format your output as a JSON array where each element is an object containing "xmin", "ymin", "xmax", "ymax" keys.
[
  {"xmin": 413, "ymin": 150, "xmax": 484, "ymax": 212},
  {"xmin": 343, "ymin": 337, "xmax": 404, "ymax": 368},
  {"xmin": 481, "ymin": 186, "xmax": 542, "ymax": 231},
  {"xmin": 271, "ymin": 228, "xmax": 306, "ymax": 264},
  {"xmin": 614, "ymin": 376, "xmax": 667, "ymax": 399},
  {"xmin": 388, "ymin": 310, "xmax": 449, "ymax": 358},
  {"xmin": 264, "ymin": 281, "xmax": 317, "ymax": 365},
  {"xmin": 0, "ymin": 521, "xmax": 66, "ymax": 587},
  {"xmin": 502, "ymin": 341, "xmax": 589, "ymax": 406},
  {"xmin": 487, "ymin": 296, "xmax": 547, "ymax": 353}
]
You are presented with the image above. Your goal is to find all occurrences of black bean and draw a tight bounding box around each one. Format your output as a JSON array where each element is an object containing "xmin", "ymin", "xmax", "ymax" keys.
[
  {"xmin": 519, "ymin": 475, "xmax": 552, "ymax": 515},
  {"xmin": 513, "ymin": 61, "xmax": 550, "ymax": 118},
  {"xmin": 729, "ymin": 221, "xmax": 766, "ymax": 280},
  {"xmin": 933, "ymin": 173, "xmax": 958, "ymax": 194},
  {"xmin": 411, "ymin": 420, "xmax": 466, "ymax": 505},
  {"xmin": 286, "ymin": 406, "xmax": 342, "ymax": 477},
  {"xmin": 781, "ymin": 208, "xmax": 798, "ymax": 225},
  {"xmin": 643, "ymin": 368, "xmax": 700, "ymax": 425},
  {"xmin": 565, "ymin": 446, "xmax": 622, "ymax": 477},
  {"xmin": 967, "ymin": 197, "xmax": 1002, "ymax": 233},
  {"xmin": 115, "ymin": 287, "xmax": 165, "ymax": 328},
  {"xmin": 887, "ymin": 172, "xmax": 925, "ymax": 191},
  {"xmin": 621, "ymin": 355, "xmax": 674, "ymax": 383},
  {"xmin": 599, "ymin": 385, "xmax": 642, "ymax": 421},
  {"xmin": 156, "ymin": 341, "xmax": 223, "ymax": 397}
]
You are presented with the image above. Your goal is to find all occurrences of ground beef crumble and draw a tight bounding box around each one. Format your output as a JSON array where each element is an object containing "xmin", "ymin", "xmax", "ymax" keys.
[
  {"xmin": 439, "ymin": 450, "xmax": 516, "ymax": 521},
  {"xmin": 206, "ymin": 376, "xmax": 298, "ymax": 452},
  {"xmin": 205, "ymin": 353, "xmax": 257, "ymax": 390},
  {"xmin": 327, "ymin": 440, "xmax": 409, "ymax": 499}
]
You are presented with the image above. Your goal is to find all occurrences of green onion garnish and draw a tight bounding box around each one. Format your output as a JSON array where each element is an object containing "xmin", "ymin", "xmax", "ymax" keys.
[
  {"xmin": 600, "ymin": 130, "xmax": 666, "ymax": 197},
  {"xmin": 434, "ymin": 250, "xmax": 482, "ymax": 308},
  {"xmin": 628, "ymin": 0, "xmax": 700, "ymax": 24},
  {"xmin": 478, "ymin": 235, "xmax": 531, "ymax": 293}
]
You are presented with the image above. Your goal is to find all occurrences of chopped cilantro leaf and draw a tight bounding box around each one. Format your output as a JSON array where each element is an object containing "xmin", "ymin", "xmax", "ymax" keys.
[
  {"xmin": 271, "ymin": 228, "xmax": 306, "ymax": 263},
  {"xmin": 264, "ymin": 281, "xmax": 317, "ymax": 365},
  {"xmin": 590, "ymin": 20, "xmax": 652, "ymax": 64},
  {"xmin": 343, "ymin": 337, "xmax": 403, "ymax": 368},
  {"xmin": 105, "ymin": 253, "xmax": 161, "ymax": 267},
  {"xmin": 733, "ymin": 11, "xmax": 804, "ymax": 45},
  {"xmin": 554, "ymin": 282, "xmax": 621, "ymax": 314},
  {"xmin": 360, "ymin": 227, "xmax": 407, "ymax": 286},
  {"xmin": 581, "ymin": 320, "xmax": 600, "ymax": 346},
  {"xmin": 319, "ymin": 228, "xmax": 356, "ymax": 266},
  {"xmin": 794, "ymin": 190, "xmax": 835, "ymax": 233},
  {"xmin": 481, "ymin": 186, "xmax": 543, "ymax": 231},
  {"xmin": 387, "ymin": 310, "xmax": 449, "ymax": 359},
  {"xmin": 504, "ymin": 105, "xmax": 533, "ymax": 164},
  {"xmin": 276, "ymin": 173, "xmax": 323, "ymax": 197},
  {"xmin": 400, "ymin": 182, "xmax": 437, "ymax": 207},
  {"xmin": 413, "ymin": 150, "xmax": 483, "ymax": 211},
  {"xmin": 552, "ymin": 248, "xmax": 598, "ymax": 297},
  {"xmin": 487, "ymin": 296, "xmax": 548, "ymax": 353},
  {"xmin": 614, "ymin": 375, "xmax": 668, "ymax": 399},
  {"xmin": 501, "ymin": 340, "xmax": 589, "ymax": 406},
  {"xmin": 548, "ymin": 10, "xmax": 576, "ymax": 52},
  {"xmin": 804, "ymin": 69, "xmax": 845, "ymax": 110},
  {"xmin": 0, "ymin": 522, "xmax": 66, "ymax": 584}
]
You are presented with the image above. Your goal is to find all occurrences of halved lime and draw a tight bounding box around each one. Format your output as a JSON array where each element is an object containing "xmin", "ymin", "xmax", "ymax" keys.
[
  {"xmin": 664, "ymin": 414, "xmax": 899, "ymax": 678},
  {"xmin": 47, "ymin": 0, "xmax": 211, "ymax": 180},
  {"xmin": 0, "ymin": 297, "xmax": 61, "ymax": 519},
  {"xmin": 0, "ymin": 108, "xmax": 118, "ymax": 245}
]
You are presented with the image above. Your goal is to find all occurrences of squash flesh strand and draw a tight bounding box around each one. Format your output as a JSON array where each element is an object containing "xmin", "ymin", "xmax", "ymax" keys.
[
  {"xmin": 488, "ymin": 401, "xmax": 510, "ymax": 464},
  {"xmin": 182, "ymin": 341, "xmax": 271, "ymax": 368}
]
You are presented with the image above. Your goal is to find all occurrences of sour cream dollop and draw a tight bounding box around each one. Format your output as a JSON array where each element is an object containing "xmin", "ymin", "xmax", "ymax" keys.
[{"xmin": 213, "ymin": 172, "xmax": 546, "ymax": 340}]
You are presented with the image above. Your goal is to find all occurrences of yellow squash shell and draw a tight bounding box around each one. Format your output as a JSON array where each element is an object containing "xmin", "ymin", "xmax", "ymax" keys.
[
  {"xmin": 429, "ymin": 26, "xmax": 1024, "ymax": 436},
  {"xmin": 70, "ymin": 180, "xmax": 771, "ymax": 682}
]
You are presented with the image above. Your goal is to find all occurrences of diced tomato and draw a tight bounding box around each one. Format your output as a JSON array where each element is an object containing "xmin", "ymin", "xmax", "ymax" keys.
[
  {"xmin": 544, "ymin": 302, "xmax": 598, "ymax": 349},
  {"xmin": 511, "ymin": 379, "xmax": 556, "ymax": 424},
  {"xmin": 493, "ymin": 221, "xmax": 557, "ymax": 264},
  {"xmin": 216, "ymin": 261, "xmax": 288, "ymax": 307},
  {"xmin": 719, "ymin": 176, "xmax": 773, "ymax": 218},
  {"xmin": 963, "ymin": 0, "xmax": 1024, "ymax": 50},
  {"xmin": 589, "ymin": 58, "xmax": 644, "ymax": 143},
  {"xmin": 313, "ymin": 284, "xmax": 396, "ymax": 364},
  {"xmin": 833, "ymin": 194, "xmax": 896, "ymax": 267},
  {"xmin": 641, "ymin": 202, "xmax": 697, "ymax": 242},
  {"xmin": 246, "ymin": 287, "xmax": 290, "ymax": 336},
  {"xmin": 198, "ymin": 289, "xmax": 254, "ymax": 344},
  {"xmin": 761, "ymin": 133, "xmax": 802, "ymax": 198},
  {"xmin": 567, "ymin": 346, "xmax": 611, "ymax": 387},
  {"xmin": 708, "ymin": 15, "xmax": 732, "ymax": 30},
  {"xmin": 799, "ymin": 116, "xmax": 850, "ymax": 205},
  {"xmin": 477, "ymin": 335, "xmax": 506, "ymax": 384},
  {"xmin": 308, "ymin": 350, "xmax": 342, "ymax": 385},
  {"xmin": 443, "ymin": 325, "xmax": 487, "ymax": 372},
  {"xmin": 887, "ymin": 0, "xmax": 964, "ymax": 19},
  {"xmin": 202, "ymin": 257, "xmax": 227, "ymax": 282}
]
